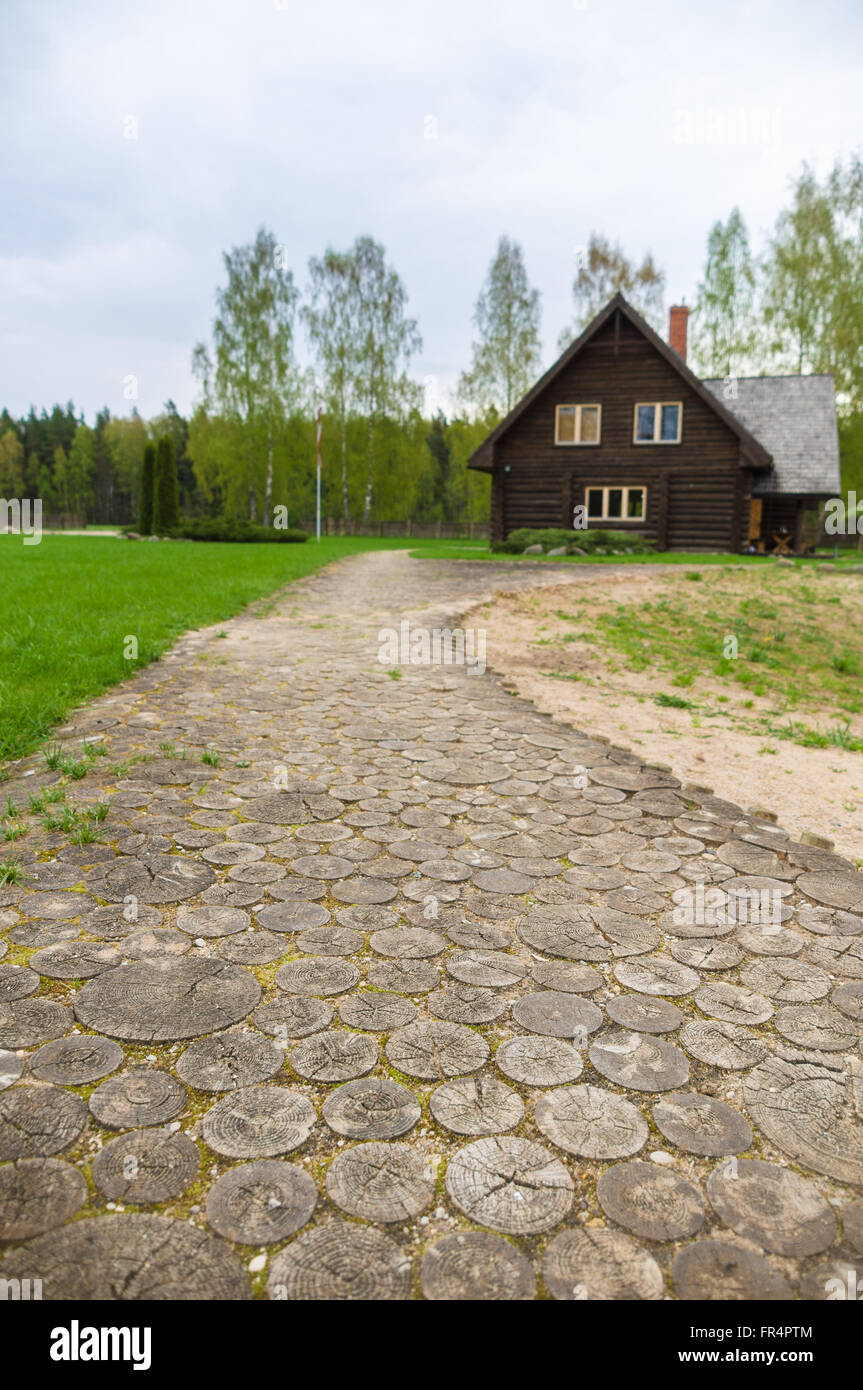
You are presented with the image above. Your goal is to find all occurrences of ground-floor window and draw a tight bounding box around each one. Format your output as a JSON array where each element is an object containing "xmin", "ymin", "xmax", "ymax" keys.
[{"xmin": 585, "ymin": 485, "xmax": 646, "ymax": 521}]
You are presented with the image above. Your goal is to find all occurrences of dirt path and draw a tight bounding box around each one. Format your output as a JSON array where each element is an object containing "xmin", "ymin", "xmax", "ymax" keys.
[{"xmin": 1, "ymin": 549, "xmax": 862, "ymax": 1302}]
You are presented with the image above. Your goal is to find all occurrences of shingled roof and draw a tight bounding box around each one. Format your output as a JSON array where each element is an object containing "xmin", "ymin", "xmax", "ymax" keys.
[{"xmin": 702, "ymin": 374, "xmax": 840, "ymax": 496}]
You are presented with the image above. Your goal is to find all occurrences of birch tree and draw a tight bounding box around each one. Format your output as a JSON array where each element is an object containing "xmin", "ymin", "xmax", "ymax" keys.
[
  {"xmin": 459, "ymin": 237, "xmax": 542, "ymax": 414},
  {"xmin": 691, "ymin": 208, "xmax": 757, "ymax": 377},
  {"xmin": 192, "ymin": 228, "xmax": 299, "ymax": 522}
]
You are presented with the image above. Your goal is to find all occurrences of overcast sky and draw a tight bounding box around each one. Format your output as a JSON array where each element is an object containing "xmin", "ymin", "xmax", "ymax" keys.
[{"xmin": 1, "ymin": 0, "xmax": 861, "ymax": 421}]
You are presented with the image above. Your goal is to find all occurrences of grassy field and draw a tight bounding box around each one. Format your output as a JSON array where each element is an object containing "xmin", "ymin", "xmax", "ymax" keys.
[
  {"xmin": 0, "ymin": 535, "xmax": 418, "ymax": 763},
  {"xmin": 523, "ymin": 565, "xmax": 863, "ymax": 749}
]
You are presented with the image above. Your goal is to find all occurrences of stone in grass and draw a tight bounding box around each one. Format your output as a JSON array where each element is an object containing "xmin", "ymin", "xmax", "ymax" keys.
[
  {"xmin": 205, "ymin": 1160, "xmax": 317, "ymax": 1245},
  {"xmin": 0, "ymin": 1214, "xmax": 251, "ymax": 1300},
  {"xmin": 420, "ymin": 1232, "xmax": 537, "ymax": 1301},
  {"xmin": 266, "ymin": 1220, "xmax": 411, "ymax": 1301}
]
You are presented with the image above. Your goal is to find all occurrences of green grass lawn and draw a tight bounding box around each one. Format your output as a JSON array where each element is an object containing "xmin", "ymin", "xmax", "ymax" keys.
[{"xmin": 0, "ymin": 535, "xmax": 419, "ymax": 763}]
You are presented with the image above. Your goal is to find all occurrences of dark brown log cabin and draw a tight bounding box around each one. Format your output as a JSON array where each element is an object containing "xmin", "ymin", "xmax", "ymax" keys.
[{"xmin": 468, "ymin": 293, "xmax": 840, "ymax": 553}]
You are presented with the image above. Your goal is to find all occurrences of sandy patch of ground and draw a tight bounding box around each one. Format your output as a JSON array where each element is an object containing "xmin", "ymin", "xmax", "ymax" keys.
[{"xmin": 470, "ymin": 567, "xmax": 863, "ymax": 862}]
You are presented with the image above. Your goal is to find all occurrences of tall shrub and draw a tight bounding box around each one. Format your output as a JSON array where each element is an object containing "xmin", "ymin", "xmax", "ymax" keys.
[
  {"xmin": 153, "ymin": 435, "xmax": 179, "ymax": 533},
  {"xmin": 138, "ymin": 443, "xmax": 155, "ymax": 534}
]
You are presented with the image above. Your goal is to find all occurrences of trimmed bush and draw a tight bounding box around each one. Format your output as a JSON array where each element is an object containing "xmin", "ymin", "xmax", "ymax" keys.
[
  {"xmin": 138, "ymin": 444, "xmax": 155, "ymax": 535},
  {"xmin": 152, "ymin": 436, "xmax": 180, "ymax": 535},
  {"xmin": 169, "ymin": 517, "xmax": 308, "ymax": 543}
]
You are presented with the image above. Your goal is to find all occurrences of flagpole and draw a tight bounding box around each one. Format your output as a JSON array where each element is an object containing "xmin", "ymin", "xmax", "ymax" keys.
[{"xmin": 316, "ymin": 404, "xmax": 322, "ymax": 542}]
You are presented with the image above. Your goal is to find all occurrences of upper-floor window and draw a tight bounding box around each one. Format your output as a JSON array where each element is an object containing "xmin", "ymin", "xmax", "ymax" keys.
[
  {"xmin": 556, "ymin": 403, "xmax": 601, "ymax": 445},
  {"xmin": 634, "ymin": 402, "xmax": 682, "ymax": 443}
]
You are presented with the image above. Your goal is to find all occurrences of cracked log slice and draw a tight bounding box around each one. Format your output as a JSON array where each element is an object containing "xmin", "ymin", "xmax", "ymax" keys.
[
  {"xmin": 840, "ymin": 1199, "xmax": 863, "ymax": 1254},
  {"xmin": 253, "ymin": 995, "xmax": 334, "ymax": 1039},
  {"xmin": 671, "ymin": 1239, "xmax": 791, "ymax": 1301},
  {"xmin": 589, "ymin": 1030, "xmax": 689, "ymax": 1091},
  {"xmin": 428, "ymin": 984, "xmax": 507, "ymax": 1024},
  {"xmin": 326, "ymin": 1140, "xmax": 435, "ymax": 1222},
  {"xmin": 205, "ymin": 1160, "xmax": 316, "ymax": 1244},
  {"xmin": 29, "ymin": 942, "xmax": 122, "ymax": 981},
  {"xmin": 370, "ymin": 927, "xmax": 446, "ymax": 958},
  {"xmin": 670, "ymin": 939, "xmax": 743, "ymax": 971},
  {"xmin": 420, "ymin": 1231, "xmax": 536, "ymax": 1301},
  {"xmin": 74, "ymin": 958, "xmax": 260, "ymax": 1041},
  {"xmin": 446, "ymin": 950, "xmax": 527, "ymax": 987},
  {"xmin": 101, "ymin": 854, "xmax": 216, "ymax": 903},
  {"xmin": 797, "ymin": 870, "xmax": 863, "ymax": 912},
  {"xmin": 92, "ymin": 1129, "xmax": 200, "ymax": 1203},
  {"xmin": 266, "ymin": 1220, "xmax": 410, "ymax": 1300},
  {"xmin": 0, "ymin": 964, "xmax": 38, "ymax": 1000},
  {"xmin": 445, "ymin": 1135, "xmax": 573, "ymax": 1234},
  {"xmin": 295, "ymin": 926, "xmax": 362, "ymax": 957},
  {"xmin": 366, "ymin": 959, "xmax": 440, "ymax": 993},
  {"xmin": 0, "ymin": 1050, "xmax": 24, "ymax": 1090},
  {"xmin": 175, "ymin": 905, "xmax": 250, "ymax": 938},
  {"xmin": 693, "ymin": 981, "xmax": 773, "ymax": 1025},
  {"xmin": 606, "ymin": 994, "xmax": 683, "ymax": 1033},
  {"xmin": 543, "ymin": 1228, "xmax": 663, "ymax": 1301},
  {"xmin": 322, "ymin": 1078, "xmax": 421, "ymax": 1140},
  {"xmin": 706, "ymin": 1158, "xmax": 837, "ymax": 1257},
  {"xmin": 495, "ymin": 1036, "xmax": 583, "ymax": 1087},
  {"xmin": 511, "ymin": 991, "xmax": 602, "ymax": 1039},
  {"xmin": 216, "ymin": 930, "xmax": 285, "ymax": 965},
  {"xmin": 613, "ymin": 956, "xmax": 699, "ymax": 997},
  {"xmin": 739, "ymin": 957, "xmax": 831, "ymax": 1003},
  {"xmin": 774, "ymin": 1003, "xmax": 858, "ymax": 1051},
  {"xmin": 89, "ymin": 1066, "xmax": 186, "ymax": 1129},
  {"xmin": 201, "ymin": 1084, "xmax": 316, "ymax": 1159},
  {"xmin": 597, "ymin": 1160, "xmax": 704, "ymax": 1241},
  {"xmin": 429, "ymin": 1076, "xmax": 524, "ymax": 1135},
  {"xmin": 517, "ymin": 907, "xmax": 609, "ymax": 962},
  {"xmin": 176, "ymin": 1029, "xmax": 284, "ymax": 1092},
  {"xmin": 678, "ymin": 1020, "xmax": 769, "ymax": 1070},
  {"xmin": 122, "ymin": 927, "xmax": 191, "ymax": 960},
  {"xmin": 0, "ymin": 1157, "xmax": 87, "ymax": 1240},
  {"xmin": 385, "ymin": 1020, "xmax": 489, "ymax": 1079},
  {"xmin": 744, "ymin": 1055, "xmax": 863, "ymax": 1184},
  {"xmin": 535, "ymin": 1084, "xmax": 647, "ymax": 1159},
  {"xmin": 0, "ymin": 1084, "xmax": 87, "ymax": 1159},
  {"xmin": 832, "ymin": 980, "xmax": 863, "ymax": 1021},
  {"xmin": 338, "ymin": 991, "xmax": 417, "ymax": 1031},
  {"xmin": 29, "ymin": 1034, "xmax": 124, "ymax": 1086},
  {"xmin": 332, "ymin": 877, "xmax": 398, "ymax": 905},
  {"xmin": 275, "ymin": 958, "xmax": 359, "ymax": 995},
  {"xmin": 0, "ymin": 998, "xmax": 73, "ymax": 1048},
  {"xmin": 290, "ymin": 1030, "xmax": 378, "ymax": 1082},
  {"xmin": 0, "ymin": 1213, "xmax": 250, "ymax": 1299},
  {"xmin": 530, "ymin": 961, "xmax": 602, "ymax": 993},
  {"xmin": 652, "ymin": 1091, "xmax": 752, "ymax": 1156},
  {"xmin": 255, "ymin": 901, "xmax": 329, "ymax": 934}
]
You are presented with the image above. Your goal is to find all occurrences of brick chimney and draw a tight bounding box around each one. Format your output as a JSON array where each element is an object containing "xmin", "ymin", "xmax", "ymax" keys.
[{"xmin": 668, "ymin": 303, "xmax": 690, "ymax": 361}]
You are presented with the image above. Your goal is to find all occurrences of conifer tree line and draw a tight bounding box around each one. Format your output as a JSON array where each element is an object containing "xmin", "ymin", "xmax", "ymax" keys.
[{"xmin": 2, "ymin": 154, "xmax": 861, "ymax": 522}]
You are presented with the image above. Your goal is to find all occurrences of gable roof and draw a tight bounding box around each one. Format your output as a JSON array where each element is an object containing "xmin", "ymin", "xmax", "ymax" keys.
[
  {"xmin": 467, "ymin": 292, "xmax": 773, "ymax": 472},
  {"xmin": 702, "ymin": 374, "xmax": 840, "ymax": 497}
]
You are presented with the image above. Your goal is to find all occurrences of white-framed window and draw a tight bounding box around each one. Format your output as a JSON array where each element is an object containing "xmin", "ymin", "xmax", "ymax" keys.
[
  {"xmin": 555, "ymin": 403, "xmax": 602, "ymax": 445},
  {"xmin": 585, "ymin": 485, "xmax": 647, "ymax": 522},
  {"xmin": 633, "ymin": 401, "xmax": 682, "ymax": 443}
]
